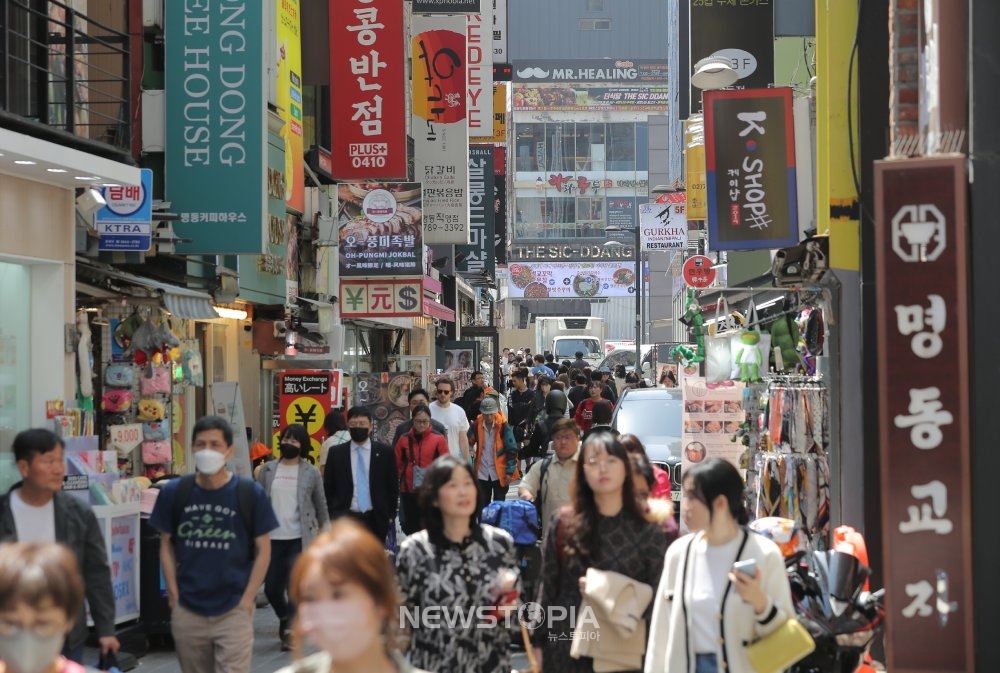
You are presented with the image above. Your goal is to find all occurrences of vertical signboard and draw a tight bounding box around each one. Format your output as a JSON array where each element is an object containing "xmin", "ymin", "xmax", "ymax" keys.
[
  {"xmin": 494, "ymin": 145, "xmax": 507, "ymax": 265},
  {"xmin": 492, "ymin": 0, "xmax": 507, "ymax": 62},
  {"xmin": 411, "ymin": 14, "xmax": 469, "ymax": 244},
  {"xmin": 330, "ymin": 0, "xmax": 407, "ymax": 179},
  {"xmin": 97, "ymin": 168, "xmax": 153, "ymax": 252},
  {"xmin": 279, "ymin": 370, "xmax": 333, "ymax": 464},
  {"xmin": 875, "ymin": 157, "xmax": 974, "ymax": 672},
  {"xmin": 704, "ymin": 88, "xmax": 798, "ymax": 251},
  {"xmin": 491, "ymin": 83, "xmax": 507, "ymax": 143},
  {"xmin": 467, "ymin": 6, "xmax": 493, "ymax": 136},
  {"xmin": 456, "ymin": 145, "xmax": 495, "ymax": 277},
  {"xmin": 414, "ymin": 0, "xmax": 481, "ymax": 12},
  {"xmin": 277, "ymin": 0, "xmax": 304, "ymax": 213},
  {"xmin": 689, "ymin": 0, "xmax": 774, "ymax": 114},
  {"xmin": 166, "ymin": 1, "xmax": 266, "ymax": 254},
  {"xmin": 337, "ymin": 182, "xmax": 425, "ymax": 276}
]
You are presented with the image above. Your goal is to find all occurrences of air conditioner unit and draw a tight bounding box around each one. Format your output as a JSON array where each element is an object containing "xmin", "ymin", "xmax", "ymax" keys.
[
  {"xmin": 142, "ymin": 0, "xmax": 163, "ymax": 31},
  {"xmin": 141, "ymin": 90, "xmax": 165, "ymax": 152}
]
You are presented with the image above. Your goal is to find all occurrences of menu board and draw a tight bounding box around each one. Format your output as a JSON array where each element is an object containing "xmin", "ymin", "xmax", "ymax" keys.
[{"xmin": 681, "ymin": 377, "xmax": 747, "ymax": 475}]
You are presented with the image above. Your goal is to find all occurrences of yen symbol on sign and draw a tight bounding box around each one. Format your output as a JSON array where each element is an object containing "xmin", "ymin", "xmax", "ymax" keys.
[{"xmin": 293, "ymin": 403, "xmax": 318, "ymax": 428}]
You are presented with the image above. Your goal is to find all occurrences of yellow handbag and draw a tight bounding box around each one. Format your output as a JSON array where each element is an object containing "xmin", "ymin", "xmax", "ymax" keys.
[{"xmin": 746, "ymin": 617, "xmax": 816, "ymax": 673}]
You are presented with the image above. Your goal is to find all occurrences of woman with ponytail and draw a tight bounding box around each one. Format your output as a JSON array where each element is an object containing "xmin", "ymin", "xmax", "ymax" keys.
[{"xmin": 644, "ymin": 458, "xmax": 794, "ymax": 673}]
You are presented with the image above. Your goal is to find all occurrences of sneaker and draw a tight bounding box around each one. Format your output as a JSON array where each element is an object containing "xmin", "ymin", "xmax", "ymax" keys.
[{"xmin": 279, "ymin": 619, "xmax": 292, "ymax": 651}]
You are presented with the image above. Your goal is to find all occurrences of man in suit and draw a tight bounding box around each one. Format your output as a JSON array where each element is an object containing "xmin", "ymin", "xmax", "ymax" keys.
[{"xmin": 323, "ymin": 405, "xmax": 398, "ymax": 541}]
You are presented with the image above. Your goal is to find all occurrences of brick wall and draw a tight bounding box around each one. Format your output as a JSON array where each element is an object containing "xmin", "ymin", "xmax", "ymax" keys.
[{"xmin": 889, "ymin": 0, "xmax": 920, "ymax": 154}]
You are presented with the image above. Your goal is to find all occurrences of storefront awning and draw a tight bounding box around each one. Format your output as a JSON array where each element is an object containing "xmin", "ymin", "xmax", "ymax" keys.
[
  {"xmin": 424, "ymin": 298, "xmax": 456, "ymax": 322},
  {"xmin": 77, "ymin": 263, "xmax": 220, "ymax": 320},
  {"xmin": 0, "ymin": 128, "xmax": 140, "ymax": 189}
]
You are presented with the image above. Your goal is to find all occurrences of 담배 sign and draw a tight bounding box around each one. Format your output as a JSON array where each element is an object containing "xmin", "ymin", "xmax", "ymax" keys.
[{"xmin": 97, "ymin": 168, "xmax": 153, "ymax": 252}]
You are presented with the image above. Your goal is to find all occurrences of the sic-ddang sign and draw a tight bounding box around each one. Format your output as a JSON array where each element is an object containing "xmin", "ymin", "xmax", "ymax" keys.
[
  {"xmin": 509, "ymin": 243, "xmax": 636, "ymax": 262},
  {"xmin": 874, "ymin": 156, "xmax": 974, "ymax": 673},
  {"xmin": 704, "ymin": 87, "xmax": 798, "ymax": 251}
]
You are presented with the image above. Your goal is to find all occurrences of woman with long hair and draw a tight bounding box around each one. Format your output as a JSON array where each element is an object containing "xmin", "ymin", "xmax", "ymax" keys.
[
  {"xmin": 394, "ymin": 404, "xmax": 449, "ymax": 535},
  {"xmin": 274, "ymin": 519, "xmax": 430, "ymax": 673},
  {"xmin": 626, "ymin": 448, "xmax": 679, "ymax": 546},
  {"xmin": 534, "ymin": 433, "xmax": 668, "ymax": 673},
  {"xmin": 619, "ymin": 433, "xmax": 672, "ymax": 501},
  {"xmin": 645, "ymin": 458, "xmax": 795, "ymax": 673},
  {"xmin": 395, "ymin": 455, "xmax": 519, "ymax": 673},
  {"xmin": 319, "ymin": 409, "xmax": 349, "ymax": 477}
]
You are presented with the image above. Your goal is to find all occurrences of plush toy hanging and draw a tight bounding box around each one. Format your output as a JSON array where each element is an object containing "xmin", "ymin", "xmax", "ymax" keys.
[
  {"xmin": 735, "ymin": 331, "xmax": 764, "ymax": 382},
  {"xmin": 670, "ymin": 289, "xmax": 706, "ymax": 367},
  {"xmin": 769, "ymin": 296, "xmax": 802, "ymax": 373}
]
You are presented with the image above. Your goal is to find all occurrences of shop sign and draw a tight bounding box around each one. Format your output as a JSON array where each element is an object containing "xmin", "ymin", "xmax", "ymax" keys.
[
  {"xmin": 492, "ymin": 0, "xmax": 507, "ymax": 62},
  {"xmin": 456, "ymin": 146, "xmax": 496, "ymax": 277},
  {"xmin": 165, "ymin": 1, "xmax": 267, "ymax": 254},
  {"xmin": 640, "ymin": 198, "xmax": 687, "ymax": 251},
  {"xmin": 278, "ymin": 370, "xmax": 333, "ymax": 462},
  {"xmin": 413, "ymin": 0, "xmax": 481, "ymax": 13},
  {"xmin": 509, "ymin": 243, "xmax": 636, "ymax": 261},
  {"xmin": 108, "ymin": 512, "xmax": 140, "ymax": 620},
  {"xmin": 607, "ymin": 197, "xmax": 637, "ymax": 233},
  {"xmin": 97, "ymin": 168, "xmax": 152, "ymax": 252},
  {"xmin": 466, "ymin": 8, "xmax": 493, "ymax": 135},
  {"xmin": 874, "ymin": 156, "xmax": 974, "ymax": 672},
  {"xmin": 411, "ymin": 14, "xmax": 469, "ymax": 245},
  {"xmin": 704, "ymin": 87, "xmax": 798, "ymax": 251},
  {"xmin": 339, "ymin": 278, "xmax": 424, "ymax": 318},
  {"xmin": 507, "ymin": 261, "xmax": 640, "ymax": 299},
  {"xmin": 494, "ymin": 146, "xmax": 507, "ymax": 265},
  {"xmin": 513, "ymin": 59, "xmax": 669, "ymax": 83},
  {"xmin": 329, "ymin": 0, "xmax": 407, "ymax": 180},
  {"xmin": 689, "ymin": 0, "xmax": 774, "ymax": 113},
  {"xmin": 108, "ymin": 424, "xmax": 144, "ymax": 454},
  {"xmin": 512, "ymin": 84, "xmax": 669, "ymax": 112},
  {"xmin": 276, "ymin": 0, "xmax": 304, "ymax": 213},
  {"xmin": 515, "ymin": 174, "xmax": 649, "ymax": 194},
  {"xmin": 337, "ymin": 183, "xmax": 424, "ymax": 276},
  {"xmin": 478, "ymin": 83, "xmax": 507, "ymax": 143},
  {"xmin": 686, "ymin": 116, "xmax": 708, "ymax": 220},
  {"xmin": 682, "ymin": 255, "xmax": 716, "ymax": 288}
]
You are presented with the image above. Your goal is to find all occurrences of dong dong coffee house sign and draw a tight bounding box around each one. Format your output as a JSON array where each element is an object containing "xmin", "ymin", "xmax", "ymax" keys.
[{"xmin": 509, "ymin": 243, "xmax": 636, "ymax": 261}]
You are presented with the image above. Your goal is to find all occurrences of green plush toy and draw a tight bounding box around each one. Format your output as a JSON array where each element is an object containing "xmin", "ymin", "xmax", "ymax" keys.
[
  {"xmin": 735, "ymin": 331, "xmax": 763, "ymax": 382},
  {"xmin": 769, "ymin": 313, "xmax": 801, "ymax": 373}
]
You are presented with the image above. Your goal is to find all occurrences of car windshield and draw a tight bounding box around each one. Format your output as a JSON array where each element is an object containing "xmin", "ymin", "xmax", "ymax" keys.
[
  {"xmin": 555, "ymin": 338, "xmax": 601, "ymax": 359},
  {"xmin": 613, "ymin": 395, "xmax": 683, "ymax": 459}
]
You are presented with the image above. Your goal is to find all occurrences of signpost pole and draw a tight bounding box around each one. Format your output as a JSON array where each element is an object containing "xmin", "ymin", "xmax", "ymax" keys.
[{"xmin": 634, "ymin": 226, "xmax": 642, "ymax": 374}]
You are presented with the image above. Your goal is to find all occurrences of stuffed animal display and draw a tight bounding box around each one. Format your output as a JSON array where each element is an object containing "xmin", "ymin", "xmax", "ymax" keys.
[
  {"xmin": 735, "ymin": 331, "xmax": 764, "ymax": 382},
  {"xmin": 670, "ymin": 290, "xmax": 707, "ymax": 367}
]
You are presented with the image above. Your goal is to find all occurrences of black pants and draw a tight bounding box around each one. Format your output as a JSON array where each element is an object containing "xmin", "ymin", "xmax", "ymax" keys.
[
  {"xmin": 478, "ymin": 479, "xmax": 507, "ymax": 511},
  {"xmin": 265, "ymin": 538, "xmax": 303, "ymax": 622},
  {"xmin": 400, "ymin": 493, "xmax": 425, "ymax": 535}
]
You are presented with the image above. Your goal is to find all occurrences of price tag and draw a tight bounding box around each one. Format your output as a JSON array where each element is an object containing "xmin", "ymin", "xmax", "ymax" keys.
[{"xmin": 109, "ymin": 423, "xmax": 144, "ymax": 454}]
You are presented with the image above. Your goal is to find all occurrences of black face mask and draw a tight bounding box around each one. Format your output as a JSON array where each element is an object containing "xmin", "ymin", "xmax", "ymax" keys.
[
  {"xmin": 349, "ymin": 427, "xmax": 370, "ymax": 443},
  {"xmin": 278, "ymin": 443, "xmax": 300, "ymax": 459}
]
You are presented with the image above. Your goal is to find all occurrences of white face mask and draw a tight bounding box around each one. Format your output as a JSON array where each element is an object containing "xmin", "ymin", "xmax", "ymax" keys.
[
  {"xmin": 299, "ymin": 599, "xmax": 378, "ymax": 661},
  {"xmin": 193, "ymin": 449, "xmax": 227, "ymax": 475},
  {"xmin": 0, "ymin": 629, "xmax": 65, "ymax": 673}
]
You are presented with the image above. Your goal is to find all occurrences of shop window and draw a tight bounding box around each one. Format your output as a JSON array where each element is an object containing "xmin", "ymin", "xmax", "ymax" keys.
[
  {"xmin": 579, "ymin": 18, "xmax": 611, "ymax": 30},
  {"xmin": 0, "ymin": 262, "xmax": 30, "ymax": 491},
  {"xmin": 515, "ymin": 123, "xmax": 545, "ymax": 171},
  {"xmin": 544, "ymin": 122, "xmax": 577, "ymax": 172},
  {"xmin": 516, "ymin": 196, "xmax": 575, "ymax": 239},
  {"xmin": 577, "ymin": 197, "xmax": 606, "ymax": 238},
  {"xmin": 608, "ymin": 123, "xmax": 636, "ymax": 171}
]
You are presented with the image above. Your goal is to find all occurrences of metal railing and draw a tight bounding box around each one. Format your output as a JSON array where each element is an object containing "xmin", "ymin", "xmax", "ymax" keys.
[{"xmin": 1, "ymin": 0, "xmax": 130, "ymax": 151}]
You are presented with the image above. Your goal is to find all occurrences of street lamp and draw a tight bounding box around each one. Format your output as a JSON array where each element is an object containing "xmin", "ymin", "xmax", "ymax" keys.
[{"xmin": 605, "ymin": 225, "xmax": 642, "ymax": 375}]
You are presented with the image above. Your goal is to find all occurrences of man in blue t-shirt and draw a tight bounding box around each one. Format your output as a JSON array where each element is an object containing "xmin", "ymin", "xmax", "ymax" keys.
[{"xmin": 150, "ymin": 416, "xmax": 278, "ymax": 673}]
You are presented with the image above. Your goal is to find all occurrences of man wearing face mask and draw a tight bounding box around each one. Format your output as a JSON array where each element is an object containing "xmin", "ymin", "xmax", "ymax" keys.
[
  {"xmin": 323, "ymin": 406, "xmax": 398, "ymax": 543},
  {"xmin": 150, "ymin": 416, "xmax": 279, "ymax": 673},
  {"xmin": 255, "ymin": 423, "xmax": 328, "ymax": 650}
]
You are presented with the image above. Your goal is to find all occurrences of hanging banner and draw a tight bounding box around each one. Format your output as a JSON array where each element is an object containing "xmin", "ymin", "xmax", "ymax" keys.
[
  {"xmin": 336, "ymin": 182, "xmax": 424, "ymax": 276},
  {"xmin": 276, "ymin": 0, "xmax": 304, "ymax": 213},
  {"xmin": 494, "ymin": 146, "xmax": 507, "ymax": 265},
  {"xmin": 278, "ymin": 370, "xmax": 333, "ymax": 464},
  {"xmin": 455, "ymin": 146, "xmax": 496, "ymax": 277},
  {"xmin": 492, "ymin": 0, "xmax": 507, "ymax": 62},
  {"xmin": 339, "ymin": 278, "xmax": 424, "ymax": 318},
  {"xmin": 466, "ymin": 7, "xmax": 493, "ymax": 136},
  {"xmin": 507, "ymin": 261, "xmax": 641, "ymax": 299},
  {"xmin": 681, "ymin": 377, "xmax": 746, "ymax": 476},
  {"xmin": 689, "ymin": 0, "xmax": 774, "ymax": 114},
  {"xmin": 704, "ymin": 87, "xmax": 798, "ymax": 251},
  {"xmin": 414, "ymin": 0, "xmax": 481, "ymax": 12},
  {"xmin": 166, "ymin": 1, "xmax": 266, "ymax": 254},
  {"xmin": 330, "ymin": 0, "xmax": 407, "ymax": 179},
  {"xmin": 640, "ymin": 196, "xmax": 687, "ymax": 251},
  {"xmin": 874, "ymin": 156, "xmax": 974, "ymax": 672},
  {"xmin": 686, "ymin": 115, "xmax": 708, "ymax": 220},
  {"xmin": 411, "ymin": 14, "xmax": 469, "ymax": 244}
]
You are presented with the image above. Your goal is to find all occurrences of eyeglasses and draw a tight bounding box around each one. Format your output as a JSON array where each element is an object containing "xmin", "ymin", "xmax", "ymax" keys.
[{"xmin": 436, "ymin": 389, "xmax": 452, "ymax": 395}]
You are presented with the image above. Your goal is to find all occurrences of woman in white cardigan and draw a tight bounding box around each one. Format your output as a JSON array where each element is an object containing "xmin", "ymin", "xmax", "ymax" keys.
[{"xmin": 645, "ymin": 458, "xmax": 794, "ymax": 673}]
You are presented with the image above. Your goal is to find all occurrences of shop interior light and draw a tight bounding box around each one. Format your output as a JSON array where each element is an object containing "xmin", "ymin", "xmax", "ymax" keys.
[{"xmin": 213, "ymin": 306, "xmax": 248, "ymax": 320}]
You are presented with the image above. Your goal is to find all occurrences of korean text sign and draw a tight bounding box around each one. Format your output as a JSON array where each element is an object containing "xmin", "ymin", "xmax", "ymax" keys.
[
  {"xmin": 165, "ymin": 0, "xmax": 266, "ymax": 254},
  {"xmin": 411, "ymin": 14, "xmax": 469, "ymax": 245},
  {"xmin": 330, "ymin": 0, "xmax": 407, "ymax": 179},
  {"xmin": 874, "ymin": 156, "xmax": 974, "ymax": 672},
  {"xmin": 704, "ymin": 87, "xmax": 798, "ymax": 251},
  {"xmin": 336, "ymin": 182, "xmax": 424, "ymax": 277},
  {"xmin": 97, "ymin": 168, "xmax": 152, "ymax": 252},
  {"xmin": 455, "ymin": 146, "xmax": 495, "ymax": 277}
]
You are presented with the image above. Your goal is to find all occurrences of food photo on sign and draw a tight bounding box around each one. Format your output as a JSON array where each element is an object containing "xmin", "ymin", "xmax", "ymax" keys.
[
  {"xmin": 337, "ymin": 182, "xmax": 424, "ymax": 276},
  {"xmin": 506, "ymin": 261, "xmax": 640, "ymax": 298}
]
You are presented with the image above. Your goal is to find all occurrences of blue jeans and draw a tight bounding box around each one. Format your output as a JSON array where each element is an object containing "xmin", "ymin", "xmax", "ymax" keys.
[{"xmin": 695, "ymin": 653, "xmax": 719, "ymax": 673}]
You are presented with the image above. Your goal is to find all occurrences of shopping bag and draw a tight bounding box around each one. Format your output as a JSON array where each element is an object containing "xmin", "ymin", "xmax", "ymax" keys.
[
  {"xmin": 730, "ymin": 298, "xmax": 772, "ymax": 382},
  {"xmin": 706, "ymin": 297, "xmax": 735, "ymax": 383}
]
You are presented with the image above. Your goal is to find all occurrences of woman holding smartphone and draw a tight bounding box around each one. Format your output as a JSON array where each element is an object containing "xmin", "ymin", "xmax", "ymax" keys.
[{"xmin": 644, "ymin": 458, "xmax": 794, "ymax": 673}]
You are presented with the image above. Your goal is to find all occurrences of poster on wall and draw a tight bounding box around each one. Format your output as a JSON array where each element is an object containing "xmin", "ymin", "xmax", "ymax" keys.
[
  {"xmin": 439, "ymin": 341, "xmax": 479, "ymax": 395},
  {"xmin": 352, "ymin": 372, "xmax": 414, "ymax": 446},
  {"xmin": 681, "ymin": 377, "xmax": 747, "ymax": 475},
  {"xmin": 337, "ymin": 182, "xmax": 424, "ymax": 276},
  {"xmin": 277, "ymin": 370, "xmax": 333, "ymax": 465},
  {"xmin": 507, "ymin": 261, "xmax": 642, "ymax": 299}
]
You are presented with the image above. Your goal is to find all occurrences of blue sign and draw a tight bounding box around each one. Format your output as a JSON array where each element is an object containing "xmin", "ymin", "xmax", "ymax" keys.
[{"xmin": 97, "ymin": 168, "xmax": 153, "ymax": 252}]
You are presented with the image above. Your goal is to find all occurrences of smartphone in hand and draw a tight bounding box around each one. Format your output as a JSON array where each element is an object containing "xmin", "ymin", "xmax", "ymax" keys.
[{"xmin": 732, "ymin": 558, "xmax": 758, "ymax": 579}]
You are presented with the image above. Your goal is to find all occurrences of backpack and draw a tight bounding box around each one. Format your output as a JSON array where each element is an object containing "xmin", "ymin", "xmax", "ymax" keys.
[
  {"xmin": 170, "ymin": 474, "xmax": 257, "ymax": 558},
  {"xmin": 481, "ymin": 499, "xmax": 540, "ymax": 546},
  {"xmin": 532, "ymin": 454, "xmax": 554, "ymax": 528}
]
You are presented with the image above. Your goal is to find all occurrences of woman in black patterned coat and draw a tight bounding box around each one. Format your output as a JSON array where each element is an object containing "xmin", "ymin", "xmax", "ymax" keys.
[
  {"xmin": 533, "ymin": 431, "xmax": 668, "ymax": 673},
  {"xmin": 396, "ymin": 455, "xmax": 520, "ymax": 673}
]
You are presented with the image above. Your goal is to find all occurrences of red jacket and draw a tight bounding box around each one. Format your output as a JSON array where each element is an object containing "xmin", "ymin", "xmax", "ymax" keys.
[{"xmin": 394, "ymin": 428, "xmax": 448, "ymax": 493}]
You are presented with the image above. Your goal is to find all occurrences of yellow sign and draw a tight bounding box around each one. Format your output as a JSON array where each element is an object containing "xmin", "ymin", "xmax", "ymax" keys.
[
  {"xmin": 277, "ymin": 0, "xmax": 304, "ymax": 213},
  {"xmin": 474, "ymin": 83, "xmax": 507, "ymax": 143},
  {"xmin": 685, "ymin": 115, "xmax": 707, "ymax": 220}
]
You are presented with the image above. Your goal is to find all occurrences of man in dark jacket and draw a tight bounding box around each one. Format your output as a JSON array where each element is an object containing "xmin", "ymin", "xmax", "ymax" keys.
[
  {"xmin": 0, "ymin": 428, "xmax": 118, "ymax": 663},
  {"xmin": 525, "ymin": 389, "xmax": 569, "ymax": 461},
  {"xmin": 569, "ymin": 351, "xmax": 589, "ymax": 374}
]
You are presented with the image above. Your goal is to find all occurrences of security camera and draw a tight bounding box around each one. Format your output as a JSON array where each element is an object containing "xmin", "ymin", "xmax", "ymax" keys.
[{"xmin": 75, "ymin": 188, "xmax": 106, "ymax": 217}]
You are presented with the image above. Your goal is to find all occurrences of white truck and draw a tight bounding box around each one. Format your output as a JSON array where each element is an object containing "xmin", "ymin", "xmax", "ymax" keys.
[{"xmin": 535, "ymin": 316, "xmax": 608, "ymax": 367}]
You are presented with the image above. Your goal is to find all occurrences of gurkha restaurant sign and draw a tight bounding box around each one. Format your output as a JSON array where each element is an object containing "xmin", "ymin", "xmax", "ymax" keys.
[
  {"xmin": 704, "ymin": 87, "xmax": 798, "ymax": 251},
  {"xmin": 875, "ymin": 156, "xmax": 974, "ymax": 672}
]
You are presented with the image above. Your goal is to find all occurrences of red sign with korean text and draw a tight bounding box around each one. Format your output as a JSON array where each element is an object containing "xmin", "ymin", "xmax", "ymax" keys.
[
  {"xmin": 875, "ymin": 157, "xmax": 974, "ymax": 673},
  {"xmin": 682, "ymin": 255, "xmax": 716, "ymax": 289},
  {"xmin": 329, "ymin": 0, "xmax": 406, "ymax": 179}
]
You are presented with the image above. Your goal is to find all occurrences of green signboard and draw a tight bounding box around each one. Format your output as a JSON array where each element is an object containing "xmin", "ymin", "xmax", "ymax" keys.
[{"xmin": 166, "ymin": 1, "xmax": 267, "ymax": 254}]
